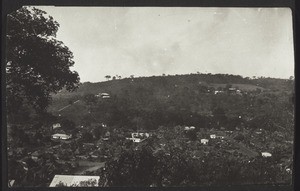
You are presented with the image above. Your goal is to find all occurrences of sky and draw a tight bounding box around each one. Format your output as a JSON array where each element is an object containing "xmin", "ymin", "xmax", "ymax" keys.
[{"xmin": 37, "ymin": 6, "xmax": 294, "ymax": 82}]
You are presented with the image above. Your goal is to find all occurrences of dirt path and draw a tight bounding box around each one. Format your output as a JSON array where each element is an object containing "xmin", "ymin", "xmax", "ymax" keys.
[{"xmin": 58, "ymin": 100, "xmax": 80, "ymax": 112}]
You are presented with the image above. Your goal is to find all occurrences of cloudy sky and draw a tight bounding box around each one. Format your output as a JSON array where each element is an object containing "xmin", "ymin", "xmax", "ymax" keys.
[{"xmin": 38, "ymin": 6, "xmax": 294, "ymax": 82}]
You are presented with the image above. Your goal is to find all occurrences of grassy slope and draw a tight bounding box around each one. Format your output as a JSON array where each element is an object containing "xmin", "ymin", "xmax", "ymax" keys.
[{"xmin": 48, "ymin": 74, "xmax": 293, "ymax": 127}]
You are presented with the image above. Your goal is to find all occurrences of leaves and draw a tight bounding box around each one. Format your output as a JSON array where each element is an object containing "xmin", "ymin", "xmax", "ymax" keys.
[{"xmin": 6, "ymin": 6, "xmax": 80, "ymax": 120}]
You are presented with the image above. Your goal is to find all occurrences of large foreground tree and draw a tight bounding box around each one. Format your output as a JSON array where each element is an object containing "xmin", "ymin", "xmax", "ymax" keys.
[{"xmin": 6, "ymin": 6, "xmax": 80, "ymax": 122}]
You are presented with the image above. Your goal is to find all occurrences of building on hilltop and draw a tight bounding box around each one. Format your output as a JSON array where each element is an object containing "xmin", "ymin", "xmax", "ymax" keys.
[{"xmin": 96, "ymin": 93, "xmax": 110, "ymax": 99}]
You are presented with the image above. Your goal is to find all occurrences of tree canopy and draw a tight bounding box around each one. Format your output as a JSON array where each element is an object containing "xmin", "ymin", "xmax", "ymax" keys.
[{"xmin": 6, "ymin": 6, "xmax": 80, "ymax": 121}]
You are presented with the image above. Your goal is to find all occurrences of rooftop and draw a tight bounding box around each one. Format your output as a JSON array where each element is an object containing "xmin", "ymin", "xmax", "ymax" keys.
[{"xmin": 49, "ymin": 175, "xmax": 100, "ymax": 187}]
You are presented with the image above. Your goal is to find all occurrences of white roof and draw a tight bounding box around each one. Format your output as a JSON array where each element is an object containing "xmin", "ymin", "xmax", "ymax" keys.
[
  {"xmin": 49, "ymin": 175, "xmax": 100, "ymax": 187},
  {"xmin": 8, "ymin": 180, "xmax": 15, "ymax": 187},
  {"xmin": 184, "ymin": 126, "xmax": 195, "ymax": 130},
  {"xmin": 52, "ymin": 133, "xmax": 69, "ymax": 136},
  {"xmin": 261, "ymin": 152, "xmax": 272, "ymax": 156},
  {"xmin": 52, "ymin": 134, "xmax": 71, "ymax": 139}
]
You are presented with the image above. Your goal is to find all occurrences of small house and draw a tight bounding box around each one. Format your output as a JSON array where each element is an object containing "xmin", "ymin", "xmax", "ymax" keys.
[
  {"xmin": 52, "ymin": 123, "xmax": 61, "ymax": 130},
  {"xmin": 52, "ymin": 133, "xmax": 72, "ymax": 140},
  {"xmin": 101, "ymin": 93, "xmax": 110, "ymax": 98},
  {"xmin": 201, "ymin": 139, "xmax": 209, "ymax": 145},
  {"xmin": 184, "ymin": 126, "xmax": 196, "ymax": 131},
  {"xmin": 261, "ymin": 152, "xmax": 272, "ymax": 157}
]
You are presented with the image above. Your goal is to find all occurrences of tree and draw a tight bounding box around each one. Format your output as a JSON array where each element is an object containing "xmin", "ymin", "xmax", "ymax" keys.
[
  {"xmin": 105, "ymin": 75, "xmax": 111, "ymax": 81},
  {"xmin": 99, "ymin": 147, "xmax": 157, "ymax": 186},
  {"xmin": 6, "ymin": 6, "xmax": 80, "ymax": 121},
  {"xmin": 83, "ymin": 94, "xmax": 97, "ymax": 106},
  {"xmin": 212, "ymin": 107, "xmax": 227, "ymax": 126}
]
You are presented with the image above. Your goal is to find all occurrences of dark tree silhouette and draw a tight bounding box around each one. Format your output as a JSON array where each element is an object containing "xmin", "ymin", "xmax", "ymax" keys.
[
  {"xmin": 105, "ymin": 75, "xmax": 111, "ymax": 81},
  {"xmin": 6, "ymin": 6, "xmax": 80, "ymax": 121}
]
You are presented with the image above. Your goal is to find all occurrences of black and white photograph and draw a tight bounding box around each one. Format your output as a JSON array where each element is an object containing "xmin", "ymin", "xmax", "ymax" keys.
[{"xmin": 5, "ymin": 5, "xmax": 295, "ymax": 188}]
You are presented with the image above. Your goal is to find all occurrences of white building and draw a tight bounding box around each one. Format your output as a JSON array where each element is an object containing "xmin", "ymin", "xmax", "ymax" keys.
[
  {"xmin": 184, "ymin": 126, "xmax": 196, "ymax": 131},
  {"xmin": 49, "ymin": 175, "xmax": 100, "ymax": 187},
  {"xmin": 210, "ymin": 134, "xmax": 216, "ymax": 139},
  {"xmin": 52, "ymin": 133, "xmax": 72, "ymax": 140},
  {"xmin": 201, "ymin": 139, "xmax": 209, "ymax": 145},
  {"xmin": 261, "ymin": 152, "xmax": 272, "ymax": 157},
  {"xmin": 52, "ymin": 123, "xmax": 61, "ymax": 130}
]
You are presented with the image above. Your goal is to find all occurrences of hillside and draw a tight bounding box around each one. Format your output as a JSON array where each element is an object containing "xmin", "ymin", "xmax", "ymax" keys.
[{"xmin": 48, "ymin": 73, "xmax": 294, "ymax": 134}]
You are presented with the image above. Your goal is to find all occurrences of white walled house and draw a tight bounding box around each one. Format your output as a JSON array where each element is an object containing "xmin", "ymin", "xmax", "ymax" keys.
[
  {"xmin": 52, "ymin": 133, "xmax": 72, "ymax": 140},
  {"xmin": 261, "ymin": 152, "xmax": 272, "ymax": 157},
  {"xmin": 184, "ymin": 126, "xmax": 196, "ymax": 131},
  {"xmin": 210, "ymin": 134, "xmax": 216, "ymax": 139},
  {"xmin": 201, "ymin": 139, "xmax": 209, "ymax": 145},
  {"xmin": 52, "ymin": 123, "xmax": 61, "ymax": 130}
]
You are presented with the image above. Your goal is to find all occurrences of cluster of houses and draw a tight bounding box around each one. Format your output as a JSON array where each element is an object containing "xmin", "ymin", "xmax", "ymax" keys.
[
  {"xmin": 126, "ymin": 132, "xmax": 150, "ymax": 143},
  {"xmin": 51, "ymin": 123, "xmax": 72, "ymax": 141}
]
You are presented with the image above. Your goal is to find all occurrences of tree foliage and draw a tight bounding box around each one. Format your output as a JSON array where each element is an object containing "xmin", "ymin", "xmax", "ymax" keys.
[{"xmin": 6, "ymin": 6, "xmax": 80, "ymax": 121}]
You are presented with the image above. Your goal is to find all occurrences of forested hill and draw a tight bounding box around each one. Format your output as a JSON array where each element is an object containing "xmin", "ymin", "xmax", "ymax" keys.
[{"xmin": 53, "ymin": 73, "xmax": 293, "ymax": 98}]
